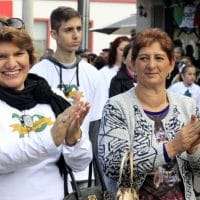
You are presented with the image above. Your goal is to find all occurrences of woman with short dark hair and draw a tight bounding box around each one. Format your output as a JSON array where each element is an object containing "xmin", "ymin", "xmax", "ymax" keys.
[{"xmin": 99, "ymin": 28, "xmax": 200, "ymax": 200}]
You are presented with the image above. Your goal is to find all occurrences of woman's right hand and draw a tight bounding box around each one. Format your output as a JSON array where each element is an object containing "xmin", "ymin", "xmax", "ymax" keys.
[
  {"xmin": 166, "ymin": 115, "xmax": 200, "ymax": 158},
  {"xmin": 51, "ymin": 101, "xmax": 90, "ymax": 146}
]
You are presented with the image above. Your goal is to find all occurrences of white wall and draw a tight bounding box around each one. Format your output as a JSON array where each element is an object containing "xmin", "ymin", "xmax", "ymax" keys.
[
  {"xmin": 90, "ymin": 2, "xmax": 136, "ymax": 54},
  {"xmin": 12, "ymin": 0, "xmax": 136, "ymax": 55}
]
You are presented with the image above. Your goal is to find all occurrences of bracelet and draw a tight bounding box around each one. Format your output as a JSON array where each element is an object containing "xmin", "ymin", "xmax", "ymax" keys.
[
  {"xmin": 163, "ymin": 143, "xmax": 172, "ymax": 163},
  {"xmin": 65, "ymin": 130, "xmax": 82, "ymax": 147}
]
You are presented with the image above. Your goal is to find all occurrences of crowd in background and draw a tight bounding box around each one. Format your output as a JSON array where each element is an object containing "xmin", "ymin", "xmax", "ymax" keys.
[
  {"xmin": 70, "ymin": 36, "xmax": 200, "ymax": 110},
  {"xmin": 41, "ymin": 32, "xmax": 200, "ymax": 99}
]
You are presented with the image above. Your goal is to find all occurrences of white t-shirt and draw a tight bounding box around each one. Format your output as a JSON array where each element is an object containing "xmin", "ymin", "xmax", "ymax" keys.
[
  {"xmin": 168, "ymin": 81, "xmax": 200, "ymax": 110},
  {"xmin": 30, "ymin": 59, "xmax": 107, "ymax": 180},
  {"xmin": 0, "ymin": 102, "xmax": 92, "ymax": 200},
  {"xmin": 99, "ymin": 64, "xmax": 120, "ymax": 98}
]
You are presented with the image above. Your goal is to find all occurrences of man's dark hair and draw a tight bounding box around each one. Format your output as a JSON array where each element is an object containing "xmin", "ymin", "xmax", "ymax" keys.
[{"xmin": 50, "ymin": 6, "xmax": 81, "ymax": 31}]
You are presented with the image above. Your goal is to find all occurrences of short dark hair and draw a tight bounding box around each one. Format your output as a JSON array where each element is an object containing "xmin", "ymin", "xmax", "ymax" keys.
[
  {"xmin": 132, "ymin": 28, "xmax": 174, "ymax": 62},
  {"xmin": 50, "ymin": 6, "xmax": 81, "ymax": 31}
]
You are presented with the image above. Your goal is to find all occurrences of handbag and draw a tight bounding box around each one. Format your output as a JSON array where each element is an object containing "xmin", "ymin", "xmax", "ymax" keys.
[
  {"xmin": 63, "ymin": 154, "xmax": 114, "ymax": 200},
  {"xmin": 115, "ymin": 151, "xmax": 139, "ymax": 200},
  {"xmin": 115, "ymin": 97, "xmax": 139, "ymax": 200}
]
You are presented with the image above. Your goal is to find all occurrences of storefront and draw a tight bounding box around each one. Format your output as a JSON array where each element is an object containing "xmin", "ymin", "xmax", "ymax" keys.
[{"xmin": 137, "ymin": 0, "xmax": 200, "ymax": 64}]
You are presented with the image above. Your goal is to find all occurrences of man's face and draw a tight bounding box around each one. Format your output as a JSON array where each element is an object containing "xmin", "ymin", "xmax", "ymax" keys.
[{"xmin": 52, "ymin": 17, "xmax": 82, "ymax": 53}]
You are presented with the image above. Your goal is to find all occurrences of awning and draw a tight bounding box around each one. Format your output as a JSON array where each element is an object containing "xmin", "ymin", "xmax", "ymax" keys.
[{"xmin": 90, "ymin": 14, "xmax": 137, "ymax": 35}]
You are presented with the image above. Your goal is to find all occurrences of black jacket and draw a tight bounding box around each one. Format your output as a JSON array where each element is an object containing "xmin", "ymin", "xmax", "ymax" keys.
[{"xmin": 109, "ymin": 66, "xmax": 134, "ymax": 97}]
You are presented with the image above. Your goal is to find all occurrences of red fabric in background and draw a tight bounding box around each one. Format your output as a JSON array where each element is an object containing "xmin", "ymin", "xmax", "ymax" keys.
[{"xmin": 0, "ymin": 1, "xmax": 12, "ymax": 17}]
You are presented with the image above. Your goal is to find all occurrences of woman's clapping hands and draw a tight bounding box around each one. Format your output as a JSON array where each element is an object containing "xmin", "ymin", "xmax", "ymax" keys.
[
  {"xmin": 51, "ymin": 101, "xmax": 90, "ymax": 146},
  {"xmin": 166, "ymin": 115, "xmax": 200, "ymax": 157}
]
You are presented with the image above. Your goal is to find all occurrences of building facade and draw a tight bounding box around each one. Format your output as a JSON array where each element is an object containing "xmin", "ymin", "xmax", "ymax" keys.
[{"xmin": 137, "ymin": 0, "xmax": 200, "ymax": 60}]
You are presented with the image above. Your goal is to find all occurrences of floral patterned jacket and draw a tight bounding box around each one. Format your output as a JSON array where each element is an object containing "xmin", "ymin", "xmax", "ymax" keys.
[{"xmin": 98, "ymin": 88, "xmax": 200, "ymax": 200}]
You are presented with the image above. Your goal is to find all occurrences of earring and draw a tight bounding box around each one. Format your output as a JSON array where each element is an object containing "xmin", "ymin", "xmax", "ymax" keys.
[{"xmin": 166, "ymin": 73, "xmax": 171, "ymax": 79}]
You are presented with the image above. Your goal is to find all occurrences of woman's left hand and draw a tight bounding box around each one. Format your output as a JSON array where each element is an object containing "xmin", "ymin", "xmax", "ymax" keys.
[
  {"xmin": 63, "ymin": 101, "xmax": 90, "ymax": 145},
  {"xmin": 166, "ymin": 115, "xmax": 200, "ymax": 157},
  {"xmin": 187, "ymin": 116, "xmax": 200, "ymax": 154}
]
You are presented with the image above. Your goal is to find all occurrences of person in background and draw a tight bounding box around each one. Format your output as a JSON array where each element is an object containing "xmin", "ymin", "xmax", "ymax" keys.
[
  {"xmin": 173, "ymin": 46, "xmax": 184, "ymax": 62},
  {"xmin": 0, "ymin": 26, "xmax": 92, "ymax": 200},
  {"xmin": 79, "ymin": 49, "xmax": 91, "ymax": 62},
  {"xmin": 81, "ymin": 52, "xmax": 97, "ymax": 66},
  {"xmin": 100, "ymin": 36, "xmax": 130, "ymax": 98},
  {"xmin": 185, "ymin": 44, "xmax": 198, "ymax": 68},
  {"xmin": 166, "ymin": 46, "xmax": 184, "ymax": 88},
  {"xmin": 93, "ymin": 56, "xmax": 107, "ymax": 70},
  {"xmin": 168, "ymin": 65, "xmax": 200, "ymax": 110},
  {"xmin": 109, "ymin": 43, "xmax": 135, "ymax": 97},
  {"xmin": 30, "ymin": 6, "xmax": 107, "ymax": 186},
  {"xmin": 98, "ymin": 28, "xmax": 200, "ymax": 200},
  {"xmin": 99, "ymin": 48, "xmax": 109, "ymax": 65},
  {"xmin": 170, "ymin": 56, "xmax": 193, "ymax": 85}
]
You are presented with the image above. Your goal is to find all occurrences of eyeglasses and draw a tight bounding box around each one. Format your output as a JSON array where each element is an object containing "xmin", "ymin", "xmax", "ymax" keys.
[{"xmin": 0, "ymin": 18, "xmax": 25, "ymax": 29}]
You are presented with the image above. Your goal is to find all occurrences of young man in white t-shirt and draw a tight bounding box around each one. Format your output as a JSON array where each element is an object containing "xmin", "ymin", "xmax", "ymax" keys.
[{"xmin": 30, "ymin": 6, "xmax": 107, "ymax": 186}]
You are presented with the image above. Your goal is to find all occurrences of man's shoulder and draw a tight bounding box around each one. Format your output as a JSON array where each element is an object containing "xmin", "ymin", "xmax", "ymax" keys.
[
  {"xmin": 79, "ymin": 59, "xmax": 101, "ymax": 78},
  {"xmin": 31, "ymin": 59, "xmax": 54, "ymax": 72},
  {"xmin": 99, "ymin": 65, "xmax": 109, "ymax": 73},
  {"xmin": 79, "ymin": 59, "xmax": 98, "ymax": 71}
]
